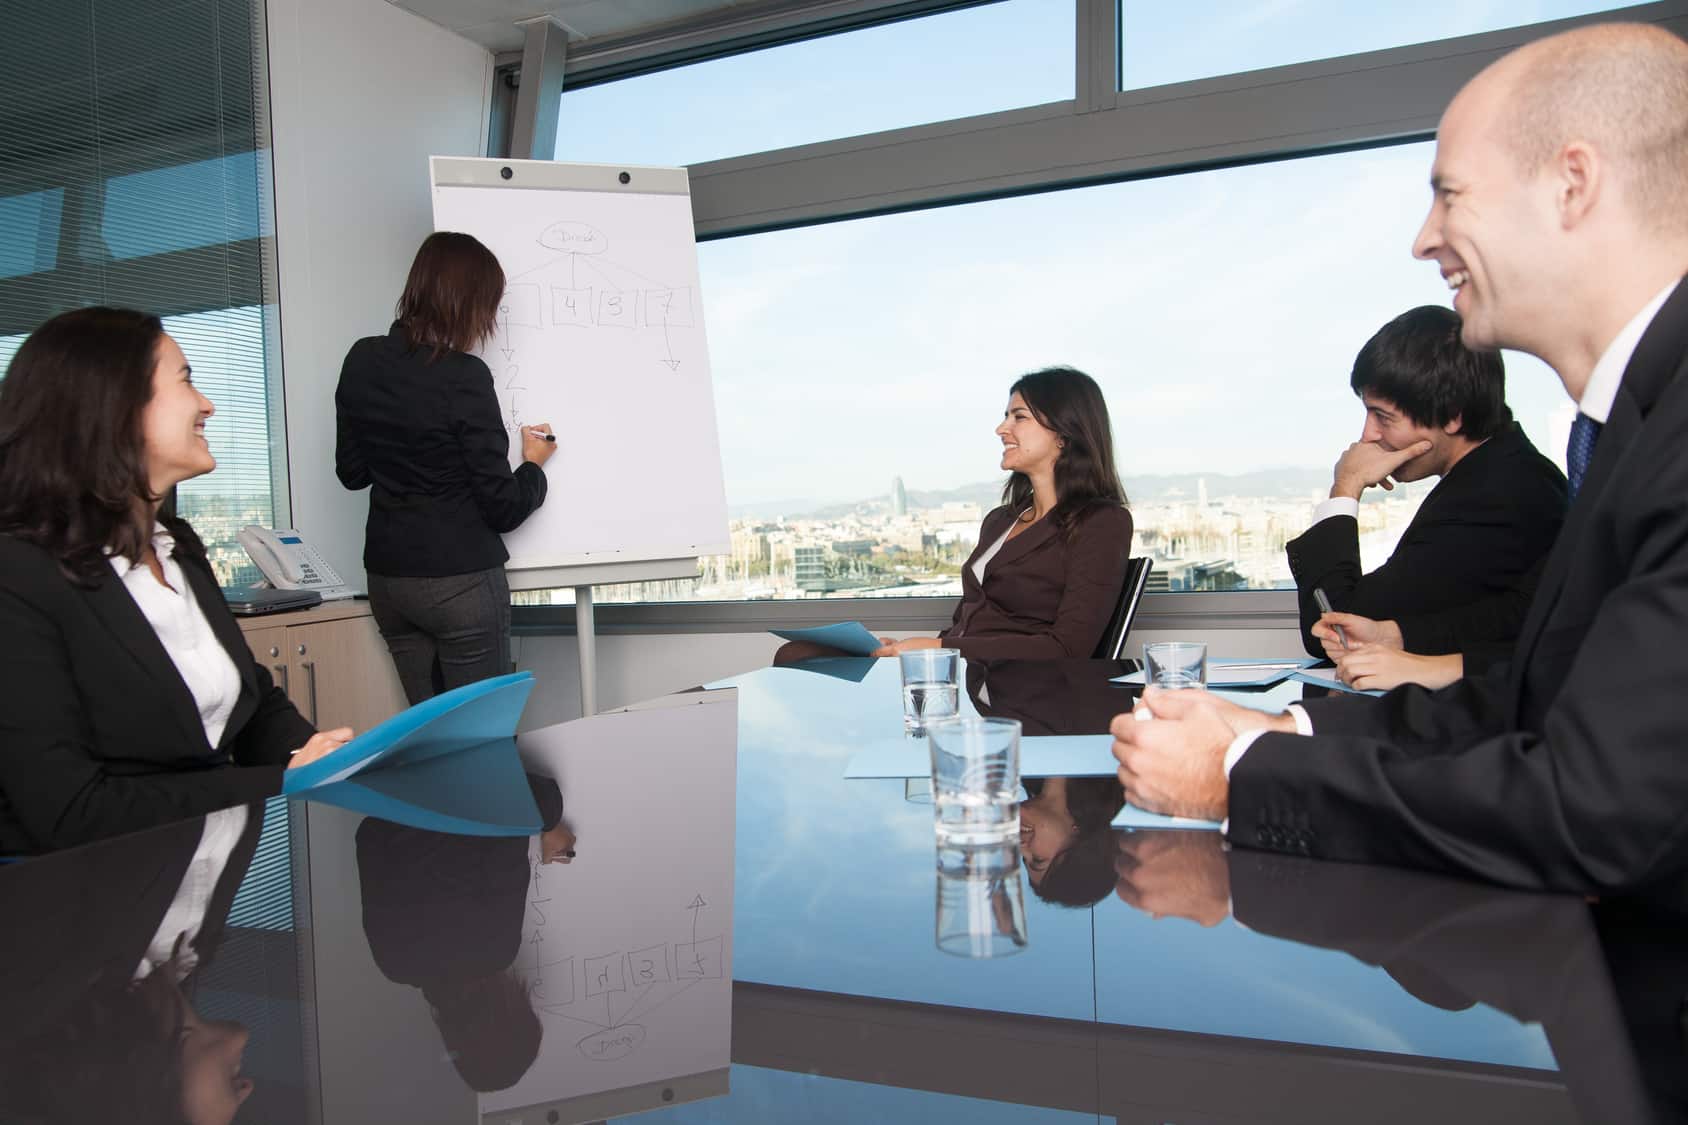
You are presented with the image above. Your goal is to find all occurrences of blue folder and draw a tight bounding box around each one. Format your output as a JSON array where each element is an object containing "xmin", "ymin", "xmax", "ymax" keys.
[
  {"xmin": 845, "ymin": 733, "xmax": 1120, "ymax": 779},
  {"xmin": 1290, "ymin": 669, "xmax": 1386, "ymax": 697},
  {"xmin": 1111, "ymin": 803, "xmax": 1222, "ymax": 831},
  {"xmin": 770, "ymin": 621, "xmax": 882, "ymax": 657},
  {"xmin": 301, "ymin": 737, "xmax": 541, "ymax": 836},
  {"xmin": 282, "ymin": 671, "xmax": 535, "ymax": 794}
]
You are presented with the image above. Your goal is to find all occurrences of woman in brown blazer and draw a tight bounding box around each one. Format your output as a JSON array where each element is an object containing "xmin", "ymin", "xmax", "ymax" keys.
[{"xmin": 874, "ymin": 366, "xmax": 1133, "ymax": 661}]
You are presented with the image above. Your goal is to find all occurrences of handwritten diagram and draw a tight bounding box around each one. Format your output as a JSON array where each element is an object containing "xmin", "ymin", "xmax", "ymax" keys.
[
  {"xmin": 487, "ymin": 221, "xmax": 698, "ymax": 436},
  {"xmin": 518, "ymin": 884, "xmax": 723, "ymax": 1063}
]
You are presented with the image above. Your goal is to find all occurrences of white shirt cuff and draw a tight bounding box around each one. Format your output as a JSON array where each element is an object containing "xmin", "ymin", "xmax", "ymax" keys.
[
  {"xmin": 1223, "ymin": 707, "xmax": 1314, "ymax": 780},
  {"xmin": 1312, "ymin": 496, "xmax": 1360, "ymax": 525},
  {"xmin": 1223, "ymin": 729, "xmax": 1268, "ymax": 778}
]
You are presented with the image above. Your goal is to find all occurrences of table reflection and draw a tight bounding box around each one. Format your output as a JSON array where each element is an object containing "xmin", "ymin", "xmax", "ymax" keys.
[{"xmin": 0, "ymin": 802, "xmax": 276, "ymax": 1124}]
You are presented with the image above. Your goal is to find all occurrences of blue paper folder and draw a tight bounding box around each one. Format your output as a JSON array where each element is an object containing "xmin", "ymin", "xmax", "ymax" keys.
[
  {"xmin": 845, "ymin": 733, "xmax": 1120, "ymax": 779},
  {"xmin": 302, "ymin": 737, "xmax": 541, "ymax": 835},
  {"xmin": 770, "ymin": 621, "xmax": 882, "ymax": 657},
  {"xmin": 1111, "ymin": 804, "xmax": 1222, "ymax": 831},
  {"xmin": 282, "ymin": 671, "xmax": 535, "ymax": 794},
  {"xmin": 1290, "ymin": 669, "xmax": 1386, "ymax": 697}
]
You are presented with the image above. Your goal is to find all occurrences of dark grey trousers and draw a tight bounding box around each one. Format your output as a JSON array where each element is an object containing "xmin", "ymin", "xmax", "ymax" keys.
[{"xmin": 366, "ymin": 567, "xmax": 512, "ymax": 706}]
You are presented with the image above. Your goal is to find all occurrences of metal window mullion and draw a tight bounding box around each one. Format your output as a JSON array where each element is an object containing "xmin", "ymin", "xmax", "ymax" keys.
[{"xmin": 1074, "ymin": 0, "xmax": 1118, "ymax": 113}]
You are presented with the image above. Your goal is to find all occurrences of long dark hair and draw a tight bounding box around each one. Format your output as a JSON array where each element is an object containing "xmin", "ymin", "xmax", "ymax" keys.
[
  {"xmin": 0, "ymin": 962, "xmax": 190, "ymax": 1124},
  {"xmin": 1027, "ymin": 776, "xmax": 1128, "ymax": 908},
  {"xmin": 0, "ymin": 306, "xmax": 197, "ymax": 585},
  {"xmin": 395, "ymin": 231, "xmax": 505, "ymax": 359},
  {"xmin": 1000, "ymin": 367, "xmax": 1128, "ymax": 538}
]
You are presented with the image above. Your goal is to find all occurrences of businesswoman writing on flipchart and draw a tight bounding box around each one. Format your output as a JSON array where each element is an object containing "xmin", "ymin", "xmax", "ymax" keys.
[
  {"xmin": 336, "ymin": 232, "xmax": 556, "ymax": 706},
  {"xmin": 0, "ymin": 307, "xmax": 348, "ymax": 855},
  {"xmin": 882, "ymin": 366, "xmax": 1133, "ymax": 661}
]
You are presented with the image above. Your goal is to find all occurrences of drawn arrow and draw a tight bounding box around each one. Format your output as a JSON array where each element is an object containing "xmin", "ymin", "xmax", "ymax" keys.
[
  {"xmin": 659, "ymin": 311, "xmax": 680, "ymax": 371},
  {"xmin": 687, "ymin": 894, "xmax": 707, "ymax": 944},
  {"xmin": 500, "ymin": 346, "xmax": 516, "ymax": 361}
]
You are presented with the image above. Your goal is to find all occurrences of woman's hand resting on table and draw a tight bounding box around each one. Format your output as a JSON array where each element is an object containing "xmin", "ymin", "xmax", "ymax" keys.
[
  {"xmin": 871, "ymin": 636, "xmax": 945, "ymax": 657},
  {"xmin": 1334, "ymin": 646, "xmax": 1463, "ymax": 692}
]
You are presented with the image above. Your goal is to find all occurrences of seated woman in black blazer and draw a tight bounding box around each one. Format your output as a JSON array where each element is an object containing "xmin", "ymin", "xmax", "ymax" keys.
[
  {"xmin": 0, "ymin": 307, "xmax": 346, "ymax": 855},
  {"xmin": 875, "ymin": 366, "xmax": 1134, "ymax": 661},
  {"xmin": 336, "ymin": 232, "xmax": 556, "ymax": 705}
]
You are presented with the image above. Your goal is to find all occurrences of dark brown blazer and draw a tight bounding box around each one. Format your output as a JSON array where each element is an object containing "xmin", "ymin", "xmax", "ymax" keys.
[{"xmin": 941, "ymin": 502, "xmax": 1133, "ymax": 661}]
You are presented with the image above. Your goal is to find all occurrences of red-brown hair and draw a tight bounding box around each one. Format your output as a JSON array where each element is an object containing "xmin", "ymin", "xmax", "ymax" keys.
[{"xmin": 394, "ymin": 232, "xmax": 505, "ymax": 358}]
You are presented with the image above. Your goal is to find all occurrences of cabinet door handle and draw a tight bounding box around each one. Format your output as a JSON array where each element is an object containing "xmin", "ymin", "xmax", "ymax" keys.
[
  {"xmin": 272, "ymin": 664, "xmax": 289, "ymax": 695},
  {"xmin": 301, "ymin": 661, "xmax": 319, "ymax": 725}
]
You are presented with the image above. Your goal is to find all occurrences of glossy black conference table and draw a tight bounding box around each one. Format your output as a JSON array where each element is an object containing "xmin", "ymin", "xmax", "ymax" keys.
[{"xmin": 2, "ymin": 657, "xmax": 1685, "ymax": 1124}]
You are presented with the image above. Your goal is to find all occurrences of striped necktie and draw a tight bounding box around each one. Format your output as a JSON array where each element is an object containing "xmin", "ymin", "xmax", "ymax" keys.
[{"xmin": 1566, "ymin": 413, "xmax": 1602, "ymax": 501}]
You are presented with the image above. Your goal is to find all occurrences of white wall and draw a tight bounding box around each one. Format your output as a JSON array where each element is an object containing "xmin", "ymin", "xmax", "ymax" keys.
[
  {"xmin": 267, "ymin": 0, "xmax": 494, "ymax": 587},
  {"xmin": 513, "ymin": 625, "xmax": 1305, "ymax": 728}
]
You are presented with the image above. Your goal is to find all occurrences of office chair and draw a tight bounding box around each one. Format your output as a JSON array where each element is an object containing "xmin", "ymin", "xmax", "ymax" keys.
[{"xmin": 1093, "ymin": 557, "xmax": 1154, "ymax": 660}]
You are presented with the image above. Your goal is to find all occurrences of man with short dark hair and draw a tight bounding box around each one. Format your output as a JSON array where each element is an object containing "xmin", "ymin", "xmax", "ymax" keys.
[{"xmin": 1287, "ymin": 305, "xmax": 1566, "ymax": 666}]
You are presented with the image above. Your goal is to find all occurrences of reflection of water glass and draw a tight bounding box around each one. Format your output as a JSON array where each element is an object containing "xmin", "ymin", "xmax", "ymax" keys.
[
  {"xmin": 903, "ymin": 775, "xmax": 933, "ymax": 803},
  {"xmin": 1144, "ymin": 641, "xmax": 1207, "ymax": 689},
  {"xmin": 927, "ymin": 717, "xmax": 1020, "ymax": 846},
  {"xmin": 935, "ymin": 840, "xmax": 1029, "ymax": 958},
  {"xmin": 900, "ymin": 648, "xmax": 960, "ymax": 734}
]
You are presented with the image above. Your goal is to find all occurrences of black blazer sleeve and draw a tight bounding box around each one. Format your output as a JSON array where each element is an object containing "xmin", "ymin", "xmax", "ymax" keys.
[
  {"xmin": 450, "ymin": 360, "xmax": 548, "ymax": 534},
  {"xmin": 1287, "ymin": 514, "xmax": 1366, "ymax": 657},
  {"xmin": 947, "ymin": 506, "xmax": 1133, "ymax": 662},
  {"xmin": 0, "ymin": 581, "xmax": 285, "ymax": 854},
  {"xmin": 335, "ymin": 354, "xmax": 373, "ymax": 491}
]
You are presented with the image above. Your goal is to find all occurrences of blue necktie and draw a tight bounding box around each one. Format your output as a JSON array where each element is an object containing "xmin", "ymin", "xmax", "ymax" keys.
[{"xmin": 1567, "ymin": 413, "xmax": 1602, "ymax": 501}]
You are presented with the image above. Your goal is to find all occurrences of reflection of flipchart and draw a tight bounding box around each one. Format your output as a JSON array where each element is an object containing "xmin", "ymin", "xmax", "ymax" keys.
[{"xmin": 481, "ymin": 690, "xmax": 737, "ymax": 1123}]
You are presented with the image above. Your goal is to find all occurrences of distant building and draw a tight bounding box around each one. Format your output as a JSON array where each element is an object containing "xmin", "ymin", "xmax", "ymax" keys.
[
  {"xmin": 794, "ymin": 545, "xmax": 829, "ymax": 592},
  {"xmin": 891, "ymin": 475, "xmax": 908, "ymax": 518}
]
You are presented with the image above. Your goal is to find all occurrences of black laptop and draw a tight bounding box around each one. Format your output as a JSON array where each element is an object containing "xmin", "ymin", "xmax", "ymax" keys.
[{"xmin": 222, "ymin": 586, "xmax": 323, "ymax": 616}]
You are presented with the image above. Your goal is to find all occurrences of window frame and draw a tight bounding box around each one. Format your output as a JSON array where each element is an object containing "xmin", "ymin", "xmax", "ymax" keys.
[{"xmin": 510, "ymin": 0, "xmax": 1682, "ymax": 633}]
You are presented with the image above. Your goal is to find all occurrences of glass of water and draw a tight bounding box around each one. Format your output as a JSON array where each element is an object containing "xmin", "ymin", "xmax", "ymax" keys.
[
  {"xmin": 935, "ymin": 840, "xmax": 1028, "ymax": 958},
  {"xmin": 900, "ymin": 647, "xmax": 960, "ymax": 734},
  {"xmin": 1144, "ymin": 641, "xmax": 1208, "ymax": 689},
  {"xmin": 927, "ymin": 716, "xmax": 1020, "ymax": 846}
]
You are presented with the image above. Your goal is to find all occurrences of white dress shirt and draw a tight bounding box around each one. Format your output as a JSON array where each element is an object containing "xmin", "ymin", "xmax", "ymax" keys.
[
  {"xmin": 135, "ymin": 805, "xmax": 250, "ymax": 981},
  {"xmin": 1222, "ymin": 278, "xmax": 1683, "ymax": 798},
  {"xmin": 109, "ymin": 523, "xmax": 242, "ymax": 748},
  {"xmin": 970, "ymin": 513, "xmax": 1021, "ymax": 583}
]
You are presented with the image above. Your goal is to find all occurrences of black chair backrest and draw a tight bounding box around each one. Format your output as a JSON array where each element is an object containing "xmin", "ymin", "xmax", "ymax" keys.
[{"xmin": 1093, "ymin": 557, "xmax": 1154, "ymax": 660}]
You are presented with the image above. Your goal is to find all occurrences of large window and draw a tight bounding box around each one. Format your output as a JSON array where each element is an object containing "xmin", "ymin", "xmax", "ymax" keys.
[
  {"xmin": 0, "ymin": 0, "xmax": 282, "ymax": 586},
  {"xmin": 555, "ymin": 0, "xmax": 1075, "ymax": 168},
  {"xmin": 1119, "ymin": 0, "xmax": 1636, "ymax": 91},
  {"xmin": 518, "ymin": 0, "xmax": 1641, "ymax": 610},
  {"xmin": 525, "ymin": 141, "xmax": 1567, "ymax": 608}
]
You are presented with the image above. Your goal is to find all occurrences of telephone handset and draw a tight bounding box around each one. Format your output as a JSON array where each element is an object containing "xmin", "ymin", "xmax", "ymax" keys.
[{"xmin": 238, "ymin": 527, "xmax": 357, "ymax": 599}]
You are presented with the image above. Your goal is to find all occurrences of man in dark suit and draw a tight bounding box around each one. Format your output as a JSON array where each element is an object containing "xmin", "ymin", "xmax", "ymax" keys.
[
  {"xmin": 1110, "ymin": 22, "xmax": 1688, "ymax": 894},
  {"xmin": 1287, "ymin": 305, "xmax": 1566, "ymax": 667}
]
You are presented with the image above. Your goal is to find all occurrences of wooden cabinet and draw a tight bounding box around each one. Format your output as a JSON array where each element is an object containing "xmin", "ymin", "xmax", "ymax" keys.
[{"xmin": 238, "ymin": 603, "xmax": 408, "ymax": 735}]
